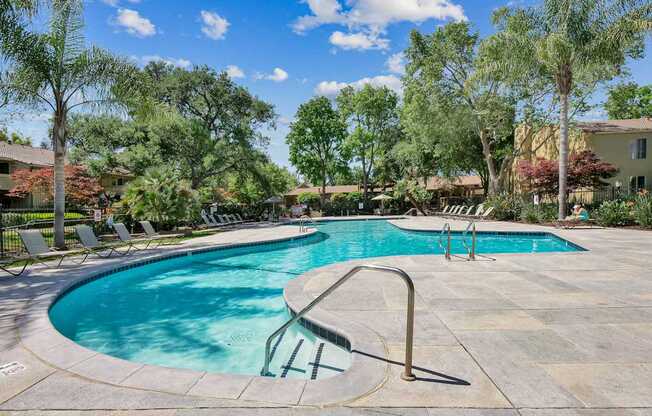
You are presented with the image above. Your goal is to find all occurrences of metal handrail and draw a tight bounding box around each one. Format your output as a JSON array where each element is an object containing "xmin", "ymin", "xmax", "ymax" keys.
[
  {"xmin": 298, "ymin": 215, "xmax": 315, "ymax": 232},
  {"xmin": 438, "ymin": 223, "xmax": 451, "ymax": 260},
  {"xmin": 261, "ymin": 264, "xmax": 416, "ymax": 381},
  {"xmin": 461, "ymin": 221, "xmax": 476, "ymax": 261}
]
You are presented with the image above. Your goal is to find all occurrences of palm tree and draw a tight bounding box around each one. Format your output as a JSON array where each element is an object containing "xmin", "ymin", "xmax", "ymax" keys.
[
  {"xmin": 526, "ymin": 0, "xmax": 651, "ymax": 219},
  {"xmin": 0, "ymin": 0, "xmax": 136, "ymax": 247}
]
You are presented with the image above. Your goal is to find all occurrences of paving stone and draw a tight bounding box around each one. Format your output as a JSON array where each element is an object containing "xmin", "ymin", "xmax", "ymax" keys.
[
  {"xmin": 542, "ymin": 363, "xmax": 652, "ymax": 407},
  {"xmin": 186, "ymin": 373, "xmax": 253, "ymax": 399},
  {"xmin": 551, "ymin": 324, "xmax": 652, "ymax": 362},
  {"xmin": 120, "ymin": 365, "xmax": 204, "ymax": 395},
  {"xmin": 0, "ymin": 347, "xmax": 56, "ymax": 404},
  {"xmin": 68, "ymin": 354, "xmax": 144, "ymax": 385},
  {"xmin": 239, "ymin": 376, "xmax": 306, "ymax": 405},
  {"xmin": 350, "ymin": 346, "xmax": 510, "ymax": 408},
  {"xmin": 437, "ymin": 310, "xmax": 546, "ymax": 331}
]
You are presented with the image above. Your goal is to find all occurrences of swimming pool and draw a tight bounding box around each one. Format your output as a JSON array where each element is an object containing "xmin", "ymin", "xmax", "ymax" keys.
[{"xmin": 49, "ymin": 220, "xmax": 582, "ymax": 377}]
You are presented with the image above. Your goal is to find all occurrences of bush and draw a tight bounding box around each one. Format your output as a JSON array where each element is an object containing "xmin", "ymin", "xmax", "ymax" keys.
[
  {"xmin": 632, "ymin": 191, "xmax": 652, "ymax": 228},
  {"xmin": 123, "ymin": 167, "xmax": 200, "ymax": 229},
  {"xmin": 485, "ymin": 194, "xmax": 523, "ymax": 221},
  {"xmin": 594, "ymin": 200, "xmax": 632, "ymax": 227},
  {"xmin": 519, "ymin": 203, "xmax": 558, "ymax": 224},
  {"xmin": 298, "ymin": 192, "xmax": 320, "ymax": 209}
]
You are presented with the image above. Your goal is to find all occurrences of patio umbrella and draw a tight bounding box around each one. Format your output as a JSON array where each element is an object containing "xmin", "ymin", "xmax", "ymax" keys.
[
  {"xmin": 371, "ymin": 194, "xmax": 393, "ymax": 214},
  {"xmin": 263, "ymin": 196, "xmax": 283, "ymax": 219}
]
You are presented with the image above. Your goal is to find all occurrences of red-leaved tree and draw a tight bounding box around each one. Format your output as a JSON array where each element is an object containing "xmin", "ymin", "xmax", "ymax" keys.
[
  {"xmin": 8, "ymin": 166, "xmax": 104, "ymax": 207},
  {"xmin": 518, "ymin": 150, "xmax": 618, "ymax": 196}
]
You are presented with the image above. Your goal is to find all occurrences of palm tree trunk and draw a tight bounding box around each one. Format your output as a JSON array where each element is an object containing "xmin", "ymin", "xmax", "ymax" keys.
[
  {"xmin": 53, "ymin": 108, "xmax": 67, "ymax": 248},
  {"xmin": 558, "ymin": 93, "xmax": 569, "ymax": 220}
]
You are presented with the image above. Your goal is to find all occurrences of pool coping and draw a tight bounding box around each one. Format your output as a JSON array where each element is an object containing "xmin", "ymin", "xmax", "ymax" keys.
[{"xmin": 14, "ymin": 225, "xmax": 390, "ymax": 406}]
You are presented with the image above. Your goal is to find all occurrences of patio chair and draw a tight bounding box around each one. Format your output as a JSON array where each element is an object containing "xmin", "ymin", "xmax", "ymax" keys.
[
  {"xmin": 76, "ymin": 225, "xmax": 130, "ymax": 258},
  {"xmin": 217, "ymin": 214, "xmax": 238, "ymax": 226},
  {"xmin": 113, "ymin": 223, "xmax": 162, "ymax": 251},
  {"xmin": 0, "ymin": 259, "xmax": 28, "ymax": 277},
  {"xmin": 139, "ymin": 221, "xmax": 184, "ymax": 240},
  {"xmin": 449, "ymin": 205, "xmax": 475, "ymax": 218},
  {"xmin": 227, "ymin": 214, "xmax": 244, "ymax": 224},
  {"xmin": 17, "ymin": 229, "xmax": 84, "ymax": 269},
  {"xmin": 477, "ymin": 206, "xmax": 495, "ymax": 219},
  {"xmin": 235, "ymin": 213, "xmax": 254, "ymax": 223},
  {"xmin": 201, "ymin": 211, "xmax": 222, "ymax": 228}
]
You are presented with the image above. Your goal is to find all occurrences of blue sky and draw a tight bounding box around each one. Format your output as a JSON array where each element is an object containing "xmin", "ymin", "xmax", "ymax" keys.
[{"xmin": 4, "ymin": 0, "xmax": 652, "ymax": 167}]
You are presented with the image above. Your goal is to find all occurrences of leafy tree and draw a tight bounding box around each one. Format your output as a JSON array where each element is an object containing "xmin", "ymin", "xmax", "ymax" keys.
[
  {"xmin": 337, "ymin": 84, "xmax": 400, "ymax": 198},
  {"xmin": 0, "ymin": 126, "xmax": 31, "ymax": 145},
  {"xmin": 605, "ymin": 82, "xmax": 652, "ymax": 119},
  {"xmin": 517, "ymin": 150, "xmax": 618, "ymax": 196},
  {"xmin": 0, "ymin": 0, "xmax": 136, "ymax": 247},
  {"xmin": 393, "ymin": 179, "xmax": 432, "ymax": 215},
  {"xmin": 297, "ymin": 192, "xmax": 320, "ymax": 209},
  {"xmin": 494, "ymin": 1, "xmax": 652, "ymax": 219},
  {"xmin": 224, "ymin": 162, "xmax": 297, "ymax": 205},
  {"xmin": 404, "ymin": 22, "xmax": 517, "ymax": 195},
  {"xmin": 287, "ymin": 97, "xmax": 348, "ymax": 207},
  {"xmin": 8, "ymin": 165, "xmax": 103, "ymax": 207},
  {"xmin": 122, "ymin": 167, "xmax": 199, "ymax": 229}
]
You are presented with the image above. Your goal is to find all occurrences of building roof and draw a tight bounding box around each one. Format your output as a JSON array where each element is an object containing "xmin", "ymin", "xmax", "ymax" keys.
[
  {"xmin": 576, "ymin": 118, "xmax": 652, "ymax": 134},
  {"xmin": 0, "ymin": 142, "xmax": 55, "ymax": 167},
  {"xmin": 423, "ymin": 175, "xmax": 483, "ymax": 190},
  {"xmin": 285, "ymin": 185, "xmax": 361, "ymax": 196}
]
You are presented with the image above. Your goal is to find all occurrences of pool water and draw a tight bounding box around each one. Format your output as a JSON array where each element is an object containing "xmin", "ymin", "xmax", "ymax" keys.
[{"xmin": 49, "ymin": 220, "xmax": 582, "ymax": 376}]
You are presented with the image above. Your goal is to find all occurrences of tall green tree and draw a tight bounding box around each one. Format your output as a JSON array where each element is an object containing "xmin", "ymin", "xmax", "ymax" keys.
[
  {"xmin": 496, "ymin": 0, "xmax": 652, "ymax": 219},
  {"xmin": 605, "ymin": 82, "xmax": 652, "ymax": 119},
  {"xmin": 337, "ymin": 84, "xmax": 400, "ymax": 199},
  {"xmin": 404, "ymin": 22, "xmax": 516, "ymax": 195},
  {"xmin": 0, "ymin": 0, "xmax": 136, "ymax": 247},
  {"xmin": 286, "ymin": 96, "xmax": 348, "ymax": 207}
]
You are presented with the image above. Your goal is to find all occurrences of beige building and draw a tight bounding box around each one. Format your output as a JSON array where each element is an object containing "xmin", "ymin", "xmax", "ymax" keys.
[
  {"xmin": 0, "ymin": 142, "xmax": 132, "ymax": 208},
  {"xmin": 515, "ymin": 118, "xmax": 652, "ymax": 193}
]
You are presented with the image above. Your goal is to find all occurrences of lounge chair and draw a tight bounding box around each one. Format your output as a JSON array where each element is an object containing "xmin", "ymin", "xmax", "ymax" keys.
[
  {"xmin": 459, "ymin": 205, "xmax": 484, "ymax": 218},
  {"xmin": 113, "ymin": 223, "xmax": 162, "ymax": 250},
  {"xmin": 76, "ymin": 225, "xmax": 130, "ymax": 258},
  {"xmin": 201, "ymin": 211, "xmax": 222, "ymax": 228},
  {"xmin": 139, "ymin": 221, "xmax": 183, "ymax": 240},
  {"xmin": 17, "ymin": 229, "xmax": 84, "ymax": 269},
  {"xmin": 477, "ymin": 206, "xmax": 494, "ymax": 219},
  {"xmin": 554, "ymin": 215, "xmax": 596, "ymax": 229},
  {"xmin": 435, "ymin": 205, "xmax": 450, "ymax": 215},
  {"xmin": 226, "ymin": 214, "xmax": 244, "ymax": 224},
  {"xmin": 217, "ymin": 214, "xmax": 238, "ymax": 226},
  {"xmin": 235, "ymin": 213, "xmax": 254, "ymax": 223},
  {"xmin": 0, "ymin": 259, "xmax": 28, "ymax": 277}
]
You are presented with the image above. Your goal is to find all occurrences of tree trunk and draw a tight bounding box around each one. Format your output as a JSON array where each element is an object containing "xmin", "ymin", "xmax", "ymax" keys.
[
  {"xmin": 405, "ymin": 192, "xmax": 427, "ymax": 216},
  {"xmin": 53, "ymin": 106, "xmax": 67, "ymax": 249},
  {"xmin": 361, "ymin": 157, "xmax": 368, "ymax": 199},
  {"xmin": 479, "ymin": 130, "xmax": 500, "ymax": 195},
  {"xmin": 558, "ymin": 93, "xmax": 569, "ymax": 220}
]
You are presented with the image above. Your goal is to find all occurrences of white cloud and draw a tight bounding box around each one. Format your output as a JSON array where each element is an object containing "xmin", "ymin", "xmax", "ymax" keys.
[
  {"xmin": 329, "ymin": 31, "xmax": 388, "ymax": 51},
  {"xmin": 134, "ymin": 55, "xmax": 191, "ymax": 69},
  {"xmin": 115, "ymin": 8, "xmax": 156, "ymax": 37},
  {"xmin": 315, "ymin": 74, "xmax": 402, "ymax": 97},
  {"xmin": 293, "ymin": 0, "xmax": 466, "ymax": 50},
  {"xmin": 200, "ymin": 10, "xmax": 229, "ymax": 40},
  {"xmin": 226, "ymin": 65, "xmax": 245, "ymax": 79},
  {"xmin": 102, "ymin": 0, "xmax": 119, "ymax": 6},
  {"xmin": 386, "ymin": 52, "xmax": 405, "ymax": 75},
  {"xmin": 257, "ymin": 68, "xmax": 289, "ymax": 82}
]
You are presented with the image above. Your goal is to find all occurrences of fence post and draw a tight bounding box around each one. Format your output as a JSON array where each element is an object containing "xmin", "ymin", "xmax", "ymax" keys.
[{"xmin": 0, "ymin": 203, "xmax": 4, "ymax": 258}]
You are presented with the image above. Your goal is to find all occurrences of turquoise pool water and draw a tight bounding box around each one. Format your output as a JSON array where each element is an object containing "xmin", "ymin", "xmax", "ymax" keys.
[{"xmin": 49, "ymin": 220, "xmax": 582, "ymax": 375}]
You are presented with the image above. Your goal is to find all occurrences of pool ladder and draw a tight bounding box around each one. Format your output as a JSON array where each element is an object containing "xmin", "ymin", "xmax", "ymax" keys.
[
  {"xmin": 298, "ymin": 215, "xmax": 316, "ymax": 232},
  {"xmin": 439, "ymin": 221, "xmax": 494, "ymax": 261},
  {"xmin": 261, "ymin": 264, "xmax": 417, "ymax": 382}
]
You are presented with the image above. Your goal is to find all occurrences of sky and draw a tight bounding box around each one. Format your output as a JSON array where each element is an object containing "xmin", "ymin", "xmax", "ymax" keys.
[{"xmin": 3, "ymin": 0, "xmax": 652, "ymax": 168}]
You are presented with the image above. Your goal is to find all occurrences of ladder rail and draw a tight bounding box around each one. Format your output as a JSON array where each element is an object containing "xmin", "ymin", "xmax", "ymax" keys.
[
  {"xmin": 261, "ymin": 264, "xmax": 416, "ymax": 382},
  {"xmin": 438, "ymin": 223, "xmax": 451, "ymax": 260}
]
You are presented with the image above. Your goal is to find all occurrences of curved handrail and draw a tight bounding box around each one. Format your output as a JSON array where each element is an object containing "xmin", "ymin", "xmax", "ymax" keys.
[
  {"xmin": 261, "ymin": 264, "xmax": 416, "ymax": 382},
  {"xmin": 438, "ymin": 223, "xmax": 451, "ymax": 260},
  {"xmin": 298, "ymin": 215, "xmax": 315, "ymax": 232},
  {"xmin": 460, "ymin": 221, "xmax": 476, "ymax": 260}
]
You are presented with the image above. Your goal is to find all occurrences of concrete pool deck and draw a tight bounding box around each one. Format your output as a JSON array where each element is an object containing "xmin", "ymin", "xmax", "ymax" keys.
[{"xmin": 2, "ymin": 217, "xmax": 652, "ymax": 415}]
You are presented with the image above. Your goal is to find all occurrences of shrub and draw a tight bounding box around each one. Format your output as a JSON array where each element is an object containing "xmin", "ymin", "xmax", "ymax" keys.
[
  {"xmin": 123, "ymin": 167, "xmax": 200, "ymax": 229},
  {"xmin": 519, "ymin": 203, "xmax": 558, "ymax": 224},
  {"xmin": 485, "ymin": 194, "xmax": 522, "ymax": 221},
  {"xmin": 632, "ymin": 191, "xmax": 652, "ymax": 228},
  {"xmin": 594, "ymin": 200, "xmax": 632, "ymax": 227},
  {"xmin": 298, "ymin": 192, "xmax": 320, "ymax": 208}
]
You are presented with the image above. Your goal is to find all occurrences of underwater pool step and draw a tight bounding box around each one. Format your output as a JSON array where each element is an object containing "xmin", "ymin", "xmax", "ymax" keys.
[{"xmin": 273, "ymin": 331, "xmax": 350, "ymax": 380}]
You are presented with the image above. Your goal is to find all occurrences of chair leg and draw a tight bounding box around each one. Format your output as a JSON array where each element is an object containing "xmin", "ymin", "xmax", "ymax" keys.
[{"xmin": 0, "ymin": 261, "xmax": 29, "ymax": 277}]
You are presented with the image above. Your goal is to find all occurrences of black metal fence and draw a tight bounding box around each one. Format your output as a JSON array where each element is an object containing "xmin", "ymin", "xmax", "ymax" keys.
[{"xmin": 0, "ymin": 205, "xmax": 111, "ymax": 258}]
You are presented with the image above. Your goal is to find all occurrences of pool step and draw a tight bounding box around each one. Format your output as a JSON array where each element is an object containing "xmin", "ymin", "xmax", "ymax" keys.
[{"xmin": 275, "ymin": 333, "xmax": 349, "ymax": 380}]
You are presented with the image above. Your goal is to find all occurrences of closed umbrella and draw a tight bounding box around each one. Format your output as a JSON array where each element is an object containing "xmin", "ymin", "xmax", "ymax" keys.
[{"xmin": 264, "ymin": 196, "xmax": 283, "ymax": 220}]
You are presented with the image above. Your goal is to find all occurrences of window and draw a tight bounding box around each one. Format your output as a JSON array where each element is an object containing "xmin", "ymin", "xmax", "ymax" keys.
[
  {"xmin": 630, "ymin": 176, "xmax": 646, "ymax": 192},
  {"xmin": 0, "ymin": 163, "xmax": 9, "ymax": 174},
  {"xmin": 630, "ymin": 138, "xmax": 647, "ymax": 160}
]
